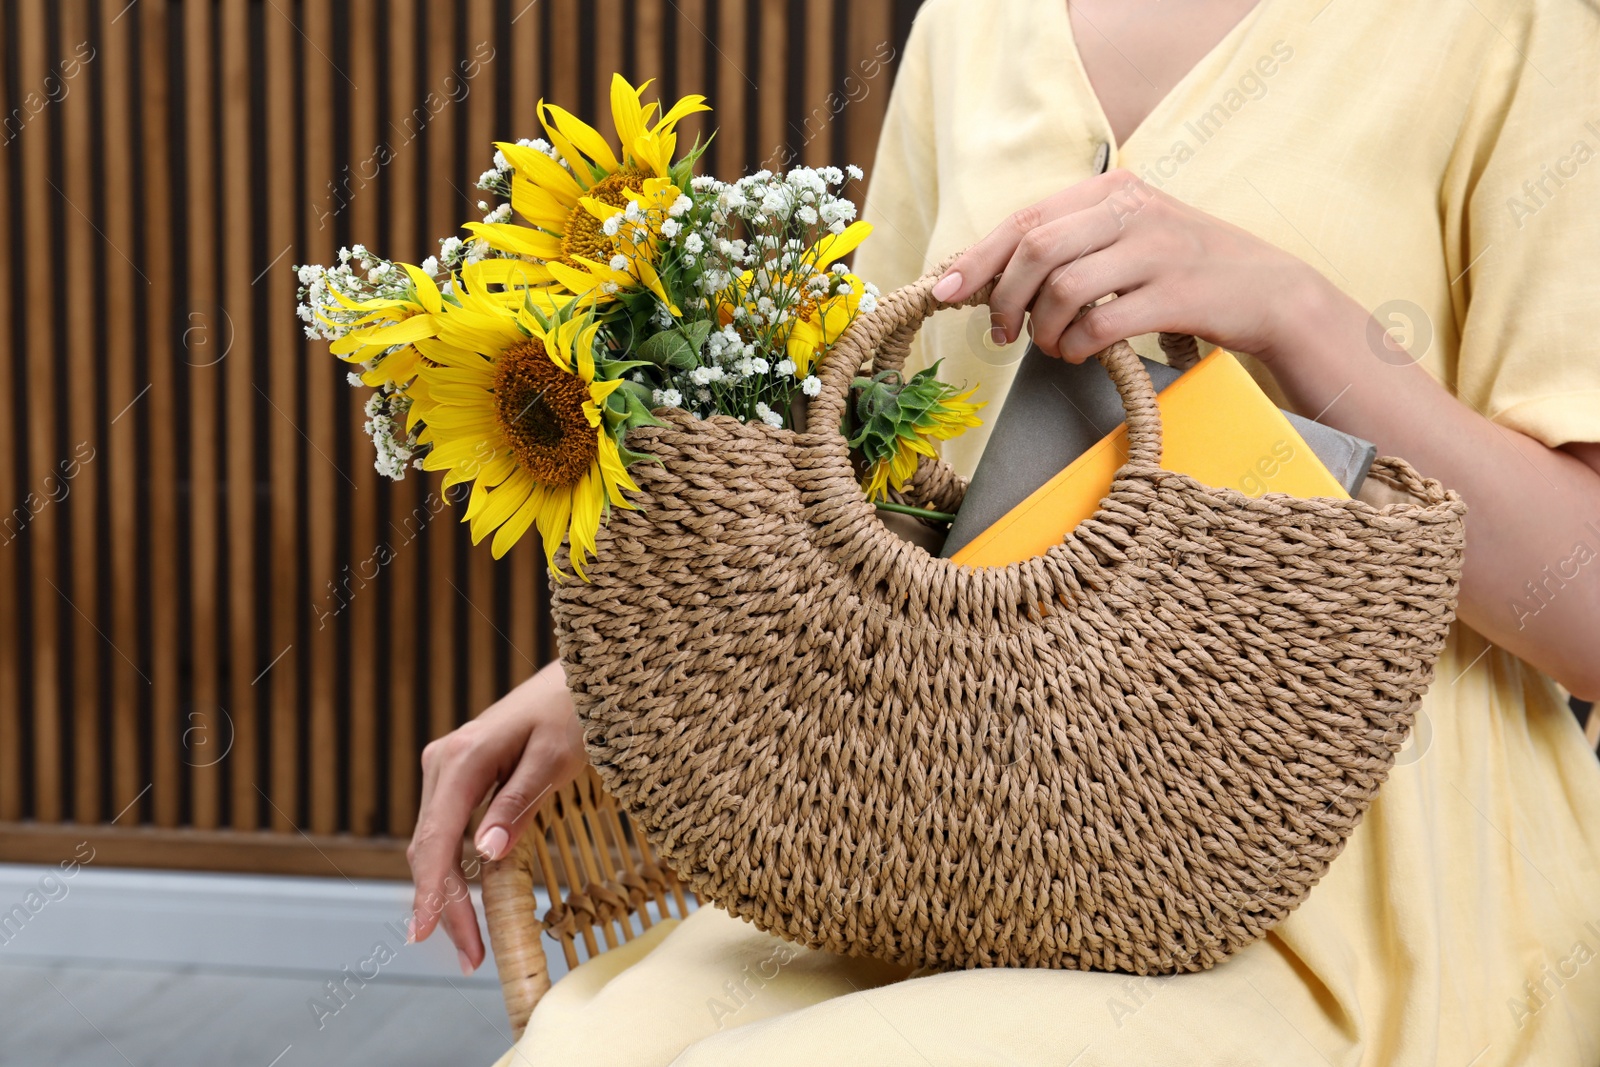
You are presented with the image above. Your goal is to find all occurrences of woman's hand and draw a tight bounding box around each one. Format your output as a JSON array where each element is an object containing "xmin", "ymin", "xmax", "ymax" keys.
[
  {"xmin": 407, "ymin": 660, "xmax": 586, "ymax": 974},
  {"xmin": 930, "ymin": 168, "xmax": 1326, "ymax": 365}
]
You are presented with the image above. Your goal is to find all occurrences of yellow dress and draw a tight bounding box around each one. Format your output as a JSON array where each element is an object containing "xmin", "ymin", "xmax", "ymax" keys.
[{"xmin": 494, "ymin": 0, "xmax": 1600, "ymax": 1063}]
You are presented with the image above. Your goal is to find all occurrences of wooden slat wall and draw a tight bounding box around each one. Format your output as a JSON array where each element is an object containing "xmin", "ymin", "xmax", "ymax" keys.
[{"xmin": 0, "ymin": 0, "xmax": 923, "ymax": 877}]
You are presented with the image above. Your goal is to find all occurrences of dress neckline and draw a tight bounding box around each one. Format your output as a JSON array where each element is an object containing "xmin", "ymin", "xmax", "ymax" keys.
[{"xmin": 1053, "ymin": 0, "xmax": 1271, "ymax": 156}]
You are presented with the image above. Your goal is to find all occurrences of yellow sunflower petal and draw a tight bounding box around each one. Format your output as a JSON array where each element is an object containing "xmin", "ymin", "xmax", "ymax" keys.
[
  {"xmin": 482, "ymin": 481, "xmax": 537, "ymax": 561},
  {"xmin": 540, "ymin": 102, "xmax": 620, "ymax": 175}
]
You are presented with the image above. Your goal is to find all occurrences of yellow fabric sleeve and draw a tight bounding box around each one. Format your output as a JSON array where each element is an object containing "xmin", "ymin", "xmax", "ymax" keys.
[{"xmin": 1445, "ymin": 0, "xmax": 1600, "ymax": 449}]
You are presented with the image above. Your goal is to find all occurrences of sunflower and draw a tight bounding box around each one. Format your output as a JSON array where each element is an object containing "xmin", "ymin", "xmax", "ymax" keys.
[
  {"xmin": 721, "ymin": 221, "xmax": 874, "ymax": 376},
  {"xmin": 462, "ymin": 74, "xmax": 708, "ymax": 310},
  {"xmin": 850, "ymin": 362, "xmax": 985, "ymax": 502},
  {"xmin": 407, "ymin": 271, "xmax": 640, "ymax": 577}
]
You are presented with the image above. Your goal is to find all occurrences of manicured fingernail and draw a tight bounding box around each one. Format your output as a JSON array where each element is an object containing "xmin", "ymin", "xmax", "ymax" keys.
[
  {"xmin": 476, "ymin": 825, "xmax": 508, "ymax": 861},
  {"xmin": 931, "ymin": 270, "xmax": 962, "ymax": 302},
  {"xmin": 990, "ymin": 325, "xmax": 1008, "ymax": 346},
  {"xmin": 406, "ymin": 918, "xmax": 417, "ymax": 944},
  {"xmin": 458, "ymin": 949, "xmax": 475, "ymax": 976}
]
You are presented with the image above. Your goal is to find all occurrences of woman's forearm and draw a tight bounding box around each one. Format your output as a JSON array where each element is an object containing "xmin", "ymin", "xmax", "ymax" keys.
[{"xmin": 1260, "ymin": 274, "xmax": 1600, "ymax": 698}]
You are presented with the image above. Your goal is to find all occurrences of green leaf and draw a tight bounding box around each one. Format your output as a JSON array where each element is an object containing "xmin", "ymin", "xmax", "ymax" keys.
[
  {"xmin": 634, "ymin": 329, "xmax": 701, "ymax": 371},
  {"xmin": 597, "ymin": 357, "xmax": 656, "ymax": 379}
]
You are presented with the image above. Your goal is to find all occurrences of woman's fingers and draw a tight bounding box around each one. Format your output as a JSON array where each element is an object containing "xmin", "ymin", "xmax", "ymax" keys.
[
  {"xmin": 1057, "ymin": 287, "xmax": 1163, "ymax": 364},
  {"xmin": 989, "ymin": 203, "xmax": 1146, "ymax": 350},
  {"xmin": 930, "ymin": 170, "xmax": 1147, "ymax": 306},
  {"xmin": 1026, "ymin": 253, "xmax": 1152, "ymax": 359},
  {"xmin": 407, "ymin": 730, "xmax": 496, "ymax": 957},
  {"xmin": 473, "ymin": 727, "xmax": 583, "ymax": 862}
]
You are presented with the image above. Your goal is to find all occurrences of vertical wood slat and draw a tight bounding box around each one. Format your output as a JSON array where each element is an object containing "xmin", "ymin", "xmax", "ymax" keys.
[
  {"xmin": 672, "ymin": 0, "xmax": 711, "ymax": 215},
  {"xmin": 465, "ymin": 0, "xmax": 501, "ymax": 722},
  {"xmin": 100, "ymin": 0, "xmax": 142, "ymax": 825},
  {"xmin": 184, "ymin": 0, "xmax": 223, "ymax": 831},
  {"xmin": 595, "ymin": 0, "xmax": 624, "ymax": 139},
  {"xmin": 632, "ymin": 0, "xmax": 664, "ymax": 89},
  {"xmin": 801, "ymin": 0, "xmax": 834, "ymax": 168},
  {"xmin": 141, "ymin": 0, "xmax": 182, "ymax": 830},
  {"xmin": 550, "ymin": 0, "xmax": 580, "ymax": 118},
  {"xmin": 715, "ymin": 0, "xmax": 748, "ymax": 179},
  {"xmin": 300, "ymin": 0, "xmax": 340, "ymax": 838},
  {"xmin": 266, "ymin": 0, "xmax": 311, "ymax": 834},
  {"xmin": 221, "ymin": 0, "xmax": 264, "ymax": 829},
  {"xmin": 426, "ymin": 2, "xmax": 461, "ymax": 748},
  {"xmin": 383, "ymin": 0, "xmax": 421, "ymax": 840},
  {"xmin": 756, "ymin": 0, "xmax": 785, "ymax": 170},
  {"xmin": 0, "ymin": 0, "xmax": 915, "ymax": 871},
  {"xmin": 506, "ymin": 0, "xmax": 548, "ymax": 701},
  {"xmin": 60, "ymin": 0, "xmax": 102, "ymax": 826},
  {"xmin": 335, "ymin": 0, "xmax": 380, "ymax": 840},
  {"xmin": 19, "ymin": 0, "xmax": 63, "ymax": 826},
  {"xmin": 846, "ymin": 1, "xmax": 895, "ymax": 188},
  {"xmin": 0, "ymin": 0, "xmax": 20, "ymax": 823},
  {"xmin": 101, "ymin": 0, "xmax": 143, "ymax": 825}
]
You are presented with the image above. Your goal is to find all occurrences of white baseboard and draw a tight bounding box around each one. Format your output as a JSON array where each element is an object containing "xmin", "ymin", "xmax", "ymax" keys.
[{"xmin": 0, "ymin": 863, "xmax": 554, "ymax": 987}]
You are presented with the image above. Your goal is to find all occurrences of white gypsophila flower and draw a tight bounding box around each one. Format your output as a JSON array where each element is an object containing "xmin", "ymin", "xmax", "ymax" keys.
[
  {"xmin": 347, "ymin": 371, "xmax": 364, "ymax": 387},
  {"xmin": 683, "ymin": 233, "xmax": 704, "ymax": 254},
  {"xmin": 602, "ymin": 280, "xmax": 620, "ymax": 295},
  {"xmin": 601, "ymin": 214, "xmax": 621, "ymax": 237},
  {"xmin": 836, "ymin": 282, "xmax": 852, "ymax": 296},
  {"xmin": 477, "ymin": 169, "xmax": 498, "ymax": 189},
  {"xmin": 696, "ymin": 388, "xmax": 711, "ymax": 402},
  {"xmin": 609, "ymin": 254, "xmax": 629, "ymax": 272},
  {"xmin": 690, "ymin": 175, "xmax": 719, "ymax": 192},
  {"xmin": 420, "ymin": 255, "xmax": 439, "ymax": 276},
  {"xmin": 776, "ymin": 359, "xmax": 796, "ymax": 377},
  {"xmin": 751, "ymin": 357, "xmax": 770, "ymax": 375},
  {"xmin": 660, "ymin": 218, "xmax": 680, "ymax": 239},
  {"xmin": 797, "ymin": 205, "xmax": 818, "ymax": 225},
  {"xmin": 668, "ymin": 194, "xmax": 692, "ymax": 216},
  {"xmin": 801, "ymin": 375, "xmax": 822, "ymax": 397},
  {"xmin": 846, "ymin": 163, "xmax": 864, "ymax": 181},
  {"xmin": 658, "ymin": 388, "xmax": 683, "ymax": 408},
  {"xmin": 623, "ymin": 200, "xmax": 643, "ymax": 223},
  {"xmin": 493, "ymin": 149, "xmax": 508, "ymax": 171},
  {"xmin": 857, "ymin": 291, "xmax": 878, "ymax": 314}
]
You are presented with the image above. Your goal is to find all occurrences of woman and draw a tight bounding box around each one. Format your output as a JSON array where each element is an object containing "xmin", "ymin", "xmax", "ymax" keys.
[{"xmin": 413, "ymin": 0, "xmax": 1600, "ymax": 1062}]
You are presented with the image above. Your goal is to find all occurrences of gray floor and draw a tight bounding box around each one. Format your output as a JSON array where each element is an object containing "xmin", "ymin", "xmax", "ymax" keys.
[
  {"xmin": 0, "ymin": 864, "xmax": 530, "ymax": 1067},
  {"xmin": 0, "ymin": 956, "xmax": 514, "ymax": 1067}
]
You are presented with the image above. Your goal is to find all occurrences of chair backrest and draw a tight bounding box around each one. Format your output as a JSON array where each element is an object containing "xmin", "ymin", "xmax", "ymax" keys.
[{"xmin": 481, "ymin": 766, "xmax": 698, "ymax": 1038}]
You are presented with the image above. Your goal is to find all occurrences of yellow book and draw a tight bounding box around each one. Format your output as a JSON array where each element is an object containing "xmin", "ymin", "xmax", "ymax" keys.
[{"xmin": 950, "ymin": 350, "xmax": 1349, "ymax": 568}]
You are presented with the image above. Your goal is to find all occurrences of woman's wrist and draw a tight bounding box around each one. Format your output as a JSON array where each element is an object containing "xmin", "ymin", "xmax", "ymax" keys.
[{"xmin": 1249, "ymin": 262, "xmax": 1378, "ymax": 415}]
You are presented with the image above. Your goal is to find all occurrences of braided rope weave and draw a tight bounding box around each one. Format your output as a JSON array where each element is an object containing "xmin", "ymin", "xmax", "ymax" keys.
[{"xmin": 549, "ymin": 264, "xmax": 1467, "ymax": 974}]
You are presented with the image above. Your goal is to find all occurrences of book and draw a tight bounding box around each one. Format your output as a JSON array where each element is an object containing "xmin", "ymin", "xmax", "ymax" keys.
[{"xmin": 942, "ymin": 345, "xmax": 1377, "ymax": 567}]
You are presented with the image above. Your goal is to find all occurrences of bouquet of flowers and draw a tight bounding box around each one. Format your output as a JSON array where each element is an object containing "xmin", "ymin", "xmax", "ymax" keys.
[{"xmin": 296, "ymin": 75, "xmax": 981, "ymax": 578}]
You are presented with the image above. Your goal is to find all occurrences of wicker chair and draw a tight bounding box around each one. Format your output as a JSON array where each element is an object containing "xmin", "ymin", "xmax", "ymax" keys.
[{"xmin": 481, "ymin": 765, "xmax": 698, "ymax": 1038}]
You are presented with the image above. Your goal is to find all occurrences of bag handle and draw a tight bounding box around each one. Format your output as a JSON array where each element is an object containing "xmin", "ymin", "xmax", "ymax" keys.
[{"xmin": 810, "ymin": 262, "xmax": 1168, "ymax": 471}]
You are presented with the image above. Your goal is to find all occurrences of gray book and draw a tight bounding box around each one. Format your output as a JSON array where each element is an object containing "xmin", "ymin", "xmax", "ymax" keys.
[{"xmin": 940, "ymin": 345, "xmax": 1377, "ymax": 559}]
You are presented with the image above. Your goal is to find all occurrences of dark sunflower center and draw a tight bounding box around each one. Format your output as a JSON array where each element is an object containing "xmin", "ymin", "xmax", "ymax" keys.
[
  {"xmin": 493, "ymin": 338, "xmax": 597, "ymax": 488},
  {"xmin": 561, "ymin": 169, "xmax": 647, "ymax": 267}
]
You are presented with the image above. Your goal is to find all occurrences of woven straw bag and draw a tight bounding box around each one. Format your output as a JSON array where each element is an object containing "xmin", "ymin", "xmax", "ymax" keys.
[{"xmin": 549, "ymin": 265, "xmax": 1467, "ymax": 975}]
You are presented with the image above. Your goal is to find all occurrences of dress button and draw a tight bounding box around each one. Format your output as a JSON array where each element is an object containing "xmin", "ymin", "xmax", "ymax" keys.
[{"xmin": 1092, "ymin": 141, "xmax": 1111, "ymax": 175}]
